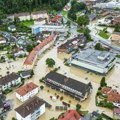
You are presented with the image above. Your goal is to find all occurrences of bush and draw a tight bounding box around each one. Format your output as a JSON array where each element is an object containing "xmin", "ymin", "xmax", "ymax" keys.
[
  {"xmin": 3, "ymin": 89, "xmax": 12, "ymax": 95},
  {"xmin": 12, "ymin": 117, "xmax": 17, "ymax": 120},
  {"xmin": 40, "ymin": 85, "xmax": 44, "ymax": 90}
]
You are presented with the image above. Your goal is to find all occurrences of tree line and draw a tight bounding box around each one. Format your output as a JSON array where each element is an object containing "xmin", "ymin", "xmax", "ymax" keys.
[{"xmin": 0, "ymin": 0, "xmax": 69, "ymax": 17}]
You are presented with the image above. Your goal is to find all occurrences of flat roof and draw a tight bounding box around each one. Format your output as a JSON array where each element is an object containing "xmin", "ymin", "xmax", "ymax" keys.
[{"xmin": 71, "ymin": 49, "xmax": 115, "ymax": 68}]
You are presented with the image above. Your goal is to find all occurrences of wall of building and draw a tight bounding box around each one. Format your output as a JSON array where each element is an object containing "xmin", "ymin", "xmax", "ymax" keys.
[
  {"xmin": 16, "ymin": 87, "xmax": 39, "ymax": 102},
  {"xmin": 2, "ymin": 77, "xmax": 21, "ymax": 91},
  {"xmin": 19, "ymin": 16, "xmax": 31, "ymax": 21}
]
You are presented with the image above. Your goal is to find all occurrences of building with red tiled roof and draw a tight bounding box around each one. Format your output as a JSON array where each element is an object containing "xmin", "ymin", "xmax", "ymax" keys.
[
  {"xmin": 101, "ymin": 86, "xmax": 120, "ymax": 107},
  {"xmin": 58, "ymin": 110, "xmax": 81, "ymax": 120},
  {"xmin": 101, "ymin": 86, "xmax": 112, "ymax": 95},
  {"xmin": 16, "ymin": 82, "xmax": 39, "ymax": 102},
  {"xmin": 24, "ymin": 50, "xmax": 37, "ymax": 65},
  {"xmin": 24, "ymin": 34, "xmax": 56, "ymax": 67},
  {"xmin": 50, "ymin": 15, "xmax": 62, "ymax": 23}
]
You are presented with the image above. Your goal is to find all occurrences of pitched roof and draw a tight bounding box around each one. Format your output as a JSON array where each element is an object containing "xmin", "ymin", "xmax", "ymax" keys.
[
  {"xmin": 16, "ymin": 82, "xmax": 38, "ymax": 96},
  {"xmin": 0, "ymin": 72, "xmax": 20, "ymax": 85},
  {"xmin": 31, "ymin": 11, "xmax": 47, "ymax": 15},
  {"xmin": 20, "ymin": 70, "xmax": 32, "ymax": 77},
  {"xmin": 24, "ymin": 34, "xmax": 55, "ymax": 65},
  {"xmin": 50, "ymin": 15, "xmax": 62, "ymax": 22},
  {"xmin": 15, "ymin": 96, "xmax": 45, "ymax": 118},
  {"xmin": 14, "ymin": 12, "xmax": 30, "ymax": 17},
  {"xmin": 58, "ymin": 110, "xmax": 80, "ymax": 120},
  {"xmin": 24, "ymin": 50, "xmax": 37, "ymax": 65},
  {"xmin": 107, "ymin": 93, "xmax": 120, "ymax": 103},
  {"xmin": 45, "ymin": 71, "xmax": 92, "ymax": 97},
  {"xmin": 101, "ymin": 86, "xmax": 112, "ymax": 94}
]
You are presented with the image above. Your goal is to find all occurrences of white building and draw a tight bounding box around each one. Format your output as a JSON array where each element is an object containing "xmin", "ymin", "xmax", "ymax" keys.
[
  {"xmin": 31, "ymin": 24, "xmax": 67, "ymax": 34},
  {"xmin": 16, "ymin": 82, "xmax": 39, "ymax": 102},
  {"xmin": 31, "ymin": 11, "xmax": 48, "ymax": 20},
  {"xmin": 0, "ymin": 73, "xmax": 21, "ymax": 91},
  {"xmin": 94, "ymin": 0, "xmax": 120, "ymax": 9},
  {"xmin": 15, "ymin": 96, "xmax": 45, "ymax": 120},
  {"xmin": 14, "ymin": 13, "xmax": 31, "ymax": 21},
  {"xmin": 8, "ymin": 25, "xmax": 16, "ymax": 31},
  {"xmin": 70, "ymin": 49, "xmax": 116, "ymax": 75}
]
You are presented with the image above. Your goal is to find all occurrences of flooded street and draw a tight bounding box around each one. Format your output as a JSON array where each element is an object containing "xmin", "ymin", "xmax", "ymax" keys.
[{"xmin": 1, "ymin": 46, "xmax": 119, "ymax": 119}]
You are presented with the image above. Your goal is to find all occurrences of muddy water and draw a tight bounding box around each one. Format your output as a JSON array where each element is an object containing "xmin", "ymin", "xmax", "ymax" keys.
[{"xmin": 3, "ymin": 47, "xmax": 119, "ymax": 119}]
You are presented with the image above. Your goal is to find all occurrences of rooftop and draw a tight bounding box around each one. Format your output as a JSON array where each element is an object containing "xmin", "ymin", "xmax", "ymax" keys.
[
  {"xmin": 24, "ymin": 34, "xmax": 55, "ymax": 65},
  {"xmin": 71, "ymin": 49, "xmax": 115, "ymax": 68},
  {"xmin": 58, "ymin": 34, "xmax": 86, "ymax": 50},
  {"xmin": 45, "ymin": 72, "xmax": 92, "ymax": 97},
  {"xmin": 58, "ymin": 110, "xmax": 80, "ymax": 120},
  {"xmin": 20, "ymin": 70, "xmax": 32, "ymax": 77},
  {"xmin": 16, "ymin": 82, "xmax": 38, "ymax": 96},
  {"xmin": 0, "ymin": 72, "xmax": 20, "ymax": 85},
  {"xmin": 15, "ymin": 96, "xmax": 45, "ymax": 118}
]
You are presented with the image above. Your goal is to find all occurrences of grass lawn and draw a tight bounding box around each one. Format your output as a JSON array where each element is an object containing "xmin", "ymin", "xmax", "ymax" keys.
[
  {"xmin": 21, "ymin": 20, "xmax": 34, "ymax": 27},
  {"xmin": 99, "ymin": 30, "xmax": 110, "ymax": 39},
  {"xmin": 62, "ymin": 10, "xmax": 68, "ymax": 16},
  {"xmin": 116, "ymin": 55, "xmax": 120, "ymax": 58}
]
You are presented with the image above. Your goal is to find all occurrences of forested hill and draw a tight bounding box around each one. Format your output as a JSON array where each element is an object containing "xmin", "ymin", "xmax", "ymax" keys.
[{"xmin": 0, "ymin": 0, "xmax": 69, "ymax": 14}]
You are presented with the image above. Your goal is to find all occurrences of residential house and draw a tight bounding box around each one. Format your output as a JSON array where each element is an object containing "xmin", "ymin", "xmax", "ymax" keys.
[
  {"xmin": 13, "ymin": 48, "xmax": 28, "ymax": 57},
  {"xmin": 0, "ymin": 73, "xmax": 21, "ymax": 91},
  {"xmin": 58, "ymin": 34, "xmax": 86, "ymax": 54},
  {"xmin": 20, "ymin": 70, "xmax": 33, "ymax": 79},
  {"xmin": 101, "ymin": 86, "xmax": 120, "ymax": 107},
  {"xmin": 112, "ymin": 16, "xmax": 120, "ymax": 25},
  {"xmin": 50, "ymin": 15, "xmax": 62, "ymax": 24},
  {"xmin": 44, "ymin": 71, "xmax": 92, "ymax": 101},
  {"xmin": 14, "ymin": 13, "xmax": 31, "ymax": 21},
  {"xmin": 31, "ymin": 11, "xmax": 49, "ymax": 20},
  {"xmin": 0, "ymin": 36, "xmax": 6, "ymax": 44},
  {"xmin": 24, "ymin": 33, "xmax": 56, "ymax": 67},
  {"xmin": 113, "ymin": 108, "xmax": 120, "ymax": 120},
  {"xmin": 88, "ymin": 14, "xmax": 96, "ymax": 21},
  {"xmin": 15, "ymin": 96, "xmax": 45, "ymax": 120},
  {"xmin": 16, "ymin": 82, "xmax": 39, "ymax": 102},
  {"xmin": 8, "ymin": 25, "xmax": 16, "ymax": 32},
  {"xmin": 34, "ymin": 18, "xmax": 46, "ymax": 25},
  {"xmin": 111, "ymin": 32, "xmax": 120, "ymax": 46},
  {"xmin": 58, "ymin": 110, "xmax": 81, "ymax": 120}
]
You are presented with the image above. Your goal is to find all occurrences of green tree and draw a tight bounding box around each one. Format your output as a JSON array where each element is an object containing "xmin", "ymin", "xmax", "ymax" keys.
[
  {"xmin": 94, "ymin": 43, "xmax": 104, "ymax": 51},
  {"xmin": 40, "ymin": 85, "xmax": 44, "ymax": 90},
  {"xmin": 46, "ymin": 58, "xmax": 55, "ymax": 67},
  {"xmin": 77, "ymin": 15, "xmax": 89, "ymax": 26},
  {"xmin": 100, "ymin": 77, "xmax": 106, "ymax": 87},
  {"xmin": 26, "ymin": 44, "xmax": 34, "ymax": 52},
  {"xmin": 76, "ymin": 104, "xmax": 81, "ymax": 111}
]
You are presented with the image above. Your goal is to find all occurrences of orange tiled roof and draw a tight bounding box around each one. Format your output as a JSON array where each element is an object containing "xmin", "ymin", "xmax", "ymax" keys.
[
  {"xmin": 108, "ymin": 94, "xmax": 120, "ymax": 103},
  {"xmin": 50, "ymin": 15, "xmax": 62, "ymax": 22},
  {"xmin": 16, "ymin": 82, "xmax": 38, "ymax": 96},
  {"xmin": 24, "ymin": 34, "xmax": 55, "ymax": 65},
  {"xmin": 58, "ymin": 110, "xmax": 80, "ymax": 120},
  {"xmin": 101, "ymin": 87, "xmax": 112, "ymax": 94},
  {"xmin": 24, "ymin": 50, "xmax": 37, "ymax": 65}
]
